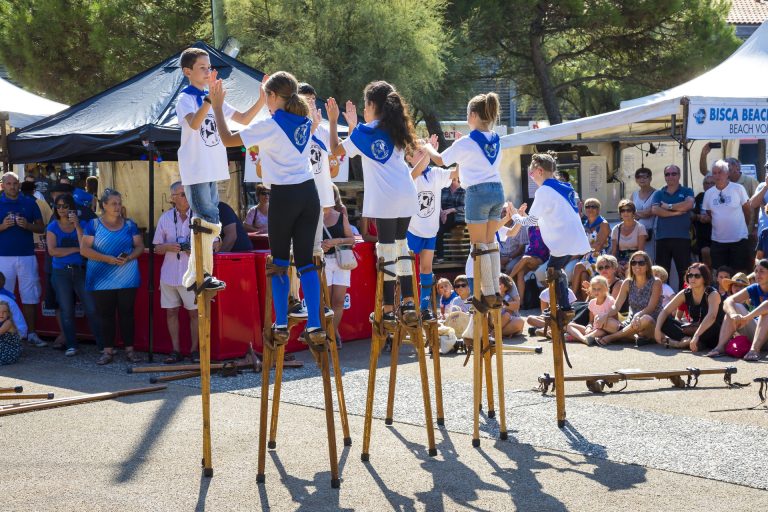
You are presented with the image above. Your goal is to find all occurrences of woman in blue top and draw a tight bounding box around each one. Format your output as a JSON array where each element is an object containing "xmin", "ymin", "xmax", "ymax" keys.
[
  {"xmin": 45, "ymin": 193, "xmax": 101, "ymax": 357},
  {"xmin": 80, "ymin": 189, "xmax": 144, "ymax": 365}
]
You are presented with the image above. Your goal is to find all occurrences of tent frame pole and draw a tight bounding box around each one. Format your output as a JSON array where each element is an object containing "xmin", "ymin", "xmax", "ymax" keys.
[{"xmin": 147, "ymin": 143, "xmax": 156, "ymax": 362}]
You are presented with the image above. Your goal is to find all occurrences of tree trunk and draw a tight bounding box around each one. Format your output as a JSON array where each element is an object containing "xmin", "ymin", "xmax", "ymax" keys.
[
  {"xmin": 529, "ymin": 8, "xmax": 562, "ymax": 125},
  {"xmin": 212, "ymin": 0, "xmax": 228, "ymax": 48},
  {"xmin": 422, "ymin": 111, "xmax": 448, "ymax": 151}
]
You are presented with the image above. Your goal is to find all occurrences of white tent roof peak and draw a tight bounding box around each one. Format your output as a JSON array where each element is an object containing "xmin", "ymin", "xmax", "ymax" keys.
[
  {"xmin": 621, "ymin": 19, "xmax": 768, "ymax": 109},
  {"xmin": 0, "ymin": 77, "xmax": 67, "ymax": 128}
]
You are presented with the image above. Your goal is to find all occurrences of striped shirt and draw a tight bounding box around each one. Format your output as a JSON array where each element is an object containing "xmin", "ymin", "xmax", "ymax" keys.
[{"xmin": 83, "ymin": 218, "xmax": 141, "ymax": 291}]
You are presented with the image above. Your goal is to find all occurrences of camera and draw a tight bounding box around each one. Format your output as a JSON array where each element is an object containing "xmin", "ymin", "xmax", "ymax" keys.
[{"xmin": 179, "ymin": 241, "xmax": 191, "ymax": 252}]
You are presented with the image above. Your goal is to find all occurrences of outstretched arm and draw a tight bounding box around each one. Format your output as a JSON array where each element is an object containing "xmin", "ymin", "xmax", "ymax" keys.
[
  {"xmin": 231, "ymin": 74, "xmax": 269, "ymax": 125},
  {"xmin": 209, "ymin": 79, "xmax": 244, "ymax": 148}
]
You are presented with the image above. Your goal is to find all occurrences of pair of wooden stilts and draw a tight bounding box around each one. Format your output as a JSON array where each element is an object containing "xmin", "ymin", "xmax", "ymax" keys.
[{"xmin": 257, "ymin": 254, "xmax": 349, "ymax": 489}]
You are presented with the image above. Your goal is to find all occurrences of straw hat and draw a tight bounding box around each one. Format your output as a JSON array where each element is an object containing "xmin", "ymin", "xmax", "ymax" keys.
[{"xmin": 722, "ymin": 272, "xmax": 749, "ymax": 290}]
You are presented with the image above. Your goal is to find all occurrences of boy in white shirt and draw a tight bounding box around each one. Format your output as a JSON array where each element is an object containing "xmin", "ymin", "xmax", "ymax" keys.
[
  {"xmin": 510, "ymin": 153, "xmax": 590, "ymax": 310},
  {"xmin": 176, "ymin": 47, "xmax": 262, "ymax": 292}
]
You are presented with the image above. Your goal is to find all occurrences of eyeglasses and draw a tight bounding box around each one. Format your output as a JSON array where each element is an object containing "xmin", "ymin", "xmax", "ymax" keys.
[
  {"xmin": 584, "ymin": 204, "xmax": 598, "ymax": 209},
  {"xmin": 718, "ymin": 191, "xmax": 726, "ymax": 204},
  {"xmin": 455, "ymin": 283, "xmax": 468, "ymax": 288},
  {"xmin": 171, "ymin": 192, "xmax": 186, "ymax": 198},
  {"xmin": 259, "ymin": 191, "xmax": 270, "ymax": 196},
  {"xmin": 55, "ymin": 204, "xmax": 69, "ymax": 210},
  {"xmin": 596, "ymin": 265, "xmax": 611, "ymax": 271},
  {"xmin": 664, "ymin": 172, "xmax": 679, "ymax": 177},
  {"xmin": 619, "ymin": 208, "xmax": 634, "ymax": 213},
  {"xmin": 686, "ymin": 273, "xmax": 702, "ymax": 279},
  {"xmin": 630, "ymin": 260, "xmax": 647, "ymax": 266}
]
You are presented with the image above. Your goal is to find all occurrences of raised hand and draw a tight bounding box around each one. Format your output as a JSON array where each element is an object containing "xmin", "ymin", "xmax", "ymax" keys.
[
  {"xmin": 429, "ymin": 133, "xmax": 439, "ymax": 150},
  {"xmin": 326, "ymin": 97, "xmax": 340, "ymax": 122},
  {"xmin": 343, "ymin": 100, "xmax": 358, "ymax": 131},
  {"xmin": 209, "ymin": 79, "xmax": 226, "ymax": 108},
  {"xmin": 207, "ymin": 69, "xmax": 218, "ymax": 91}
]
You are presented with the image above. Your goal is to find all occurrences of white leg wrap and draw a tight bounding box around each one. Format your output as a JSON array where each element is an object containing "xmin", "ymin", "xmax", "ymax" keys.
[
  {"xmin": 462, "ymin": 313, "xmax": 474, "ymax": 341},
  {"xmin": 488, "ymin": 241, "xmax": 501, "ymax": 294},
  {"xmin": 376, "ymin": 243, "xmax": 398, "ymax": 282},
  {"xmin": 395, "ymin": 239, "xmax": 412, "ymax": 276},
  {"xmin": 476, "ymin": 243, "xmax": 494, "ymax": 296},
  {"xmin": 182, "ymin": 241, "xmax": 197, "ymax": 288},
  {"xmin": 199, "ymin": 220, "xmax": 220, "ymax": 276}
]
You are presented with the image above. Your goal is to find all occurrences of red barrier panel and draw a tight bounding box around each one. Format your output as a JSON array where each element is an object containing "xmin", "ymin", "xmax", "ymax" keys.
[{"xmin": 248, "ymin": 233, "xmax": 270, "ymax": 250}]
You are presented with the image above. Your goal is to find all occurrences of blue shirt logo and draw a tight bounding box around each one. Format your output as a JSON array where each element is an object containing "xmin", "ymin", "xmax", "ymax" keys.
[
  {"xmin": 371, "ymin": 139, "xmax": 390, "ymax": 161},
  {"xmin": 484, "ymin": 143, "xmax": 498, "ymax": 159},
  {"xmin": 294, "ymin": 124, "xmax": 309, "ymax": 147},
  {"xmin": 693, "ymin": 108, "xmax": 706, "ymax": 125}
]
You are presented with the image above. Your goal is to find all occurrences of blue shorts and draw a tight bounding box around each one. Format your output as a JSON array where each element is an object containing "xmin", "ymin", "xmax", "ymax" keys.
[
  {"xmin": 406, "ymin": 231, "xmax": 436, "ymax": 254},
  {"xmin": 464, "ymin": 182, "xmax": 504, "ymax": 224}
]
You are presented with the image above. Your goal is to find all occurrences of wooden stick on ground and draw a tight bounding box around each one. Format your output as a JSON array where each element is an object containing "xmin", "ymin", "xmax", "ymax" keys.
[
  {"xmin": 0, "ymin": 386, "xmax": 23, "ymax": 394},
  {"xmin": 0, "ymin": 385, "xmax": 166, "ymax": 417},
  {"xmin": 0, "ymin": 393, "xmax": 54, "ymax": 400}
]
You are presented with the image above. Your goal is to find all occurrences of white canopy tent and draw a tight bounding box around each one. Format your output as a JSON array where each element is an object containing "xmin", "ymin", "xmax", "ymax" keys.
[
  {"xmin": 0, "ymin": 77, "xmax": 67, "ymax": 129},
  {"xmin": 500, "ymin": 19, "xmax": 768, "ymax": 150}
]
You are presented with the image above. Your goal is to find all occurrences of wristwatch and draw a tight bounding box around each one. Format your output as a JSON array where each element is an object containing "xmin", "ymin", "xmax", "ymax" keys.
[
  {"xmin": 203, "ymin": 95, "xmax": 211, "ymax": 104},
  {"xmin": 667, "ymin": 203, "xmax": 673, "ymax": 211}
]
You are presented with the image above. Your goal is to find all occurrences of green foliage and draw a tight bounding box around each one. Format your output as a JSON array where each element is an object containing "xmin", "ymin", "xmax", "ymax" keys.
[
  {"xmin": 0, "ymin": 0, "xmax": 210, "ymax": 104},
  {"xmin": 467, "ymin": 0, "xmax": 742, "ymax": 122},
  {"xmin": 225, "ymin": 0, "xmax": 453, "ymax": 111}
]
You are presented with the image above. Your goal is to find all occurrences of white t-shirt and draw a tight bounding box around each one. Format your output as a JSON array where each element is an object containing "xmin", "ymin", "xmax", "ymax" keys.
[
  {"xmin": 702, "ymin": 181, "xmax": 749, "ymax": 243},
  {"xmin": 239, "ymin": 117, "xmax": 314, "ymax": 186},
  {"xmin": 661, "ymin": 283, "xmax": 675, "ymax": 306},
  {"xmin": 524, "ymin": 183, "xmax": 591, "ymax": 258},
  {"xmin": 440, "ymin": 132, "xmax": 501, "ymax": 188},
  {"xmin": 408, "ymin": 167, "xmax": 453, "ymax": 238},
  {"xmin": 539, "ymin": 287, "xmax": 577, "ymax": 305},
  {"xmin": 631, "ymin": 189, "xmax": 657, "ymax": 233},
  {"xmin": 465, "ymin": 226, "xmax": 512, "ymax": 279},
  {"xmin": 176, "ymin": 92, "xmax": 236, "ymax": 186},
  {"xmin": 310, "ymin": 125, "xmax": 335, "ymax": 208},
  {"xmin": 341, "ymin": 125, "xmax": 417, "ymax": 219}
]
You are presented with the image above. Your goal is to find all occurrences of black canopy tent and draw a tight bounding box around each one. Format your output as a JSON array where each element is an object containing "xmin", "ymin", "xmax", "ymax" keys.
[{"xmin": 7, "ymin": 41, "xmax": 267, "ymax": 361}]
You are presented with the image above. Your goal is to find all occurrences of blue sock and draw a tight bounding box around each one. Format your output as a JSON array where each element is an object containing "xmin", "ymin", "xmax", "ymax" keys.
[
  {"xmin": 271, "ymin": 258, "xmax": 290, "ymax": 326},
  {"xmin": 419, "ymin": 273, "xmax": 433, "ymax": 311},
  {"xmin": 298, "ymin": 264, "xmax": 322, "ymax": 330}
]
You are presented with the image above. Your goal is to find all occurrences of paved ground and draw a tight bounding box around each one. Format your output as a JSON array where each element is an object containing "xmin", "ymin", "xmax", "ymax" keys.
[{"xmin": 2, "ymin": 324, "xmax": 767, "ymax": 511}]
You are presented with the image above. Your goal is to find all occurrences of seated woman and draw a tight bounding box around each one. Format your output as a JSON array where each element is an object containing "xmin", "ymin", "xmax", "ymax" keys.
[
  {"xmin": 508, "ymin": 226, "xmax": 549, "ymax": 304},
  {"xmin": 594, "ymin": 251, "xmax": 663, "ymax": 346},
  {"xmin": 243, "ymin": 184, "xmax": 269, "ymax": 234},
  {"xmin": 566, "ymin": 275, "xmax": 620, "ymax": 345},
  {"xmin": 655, "ymin": 263, "xmax": 723, "ymax": 351},
  {"xmin": 706, "ymin": 260, "xmax": 768, "ymax": 361},
  {"xmin": 498, "ymin": 274, "xmax": 525, "ymax": 337},
  {"xmin": 610, "ymin": 199, "xmax": 647, "ymax": 277},
  {"xmin": 571, "ymin": 198, "xmax": 611, "ymax": 300}
]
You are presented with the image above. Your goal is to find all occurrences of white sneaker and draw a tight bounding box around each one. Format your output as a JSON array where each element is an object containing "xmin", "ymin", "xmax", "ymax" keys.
[
  {"xmin": 65, "ymin": 348, "xmax": 78, "ymax": 357},
  {"xmin": 27, "ymin": 333, "xmax": 47, "ymax": 348}
]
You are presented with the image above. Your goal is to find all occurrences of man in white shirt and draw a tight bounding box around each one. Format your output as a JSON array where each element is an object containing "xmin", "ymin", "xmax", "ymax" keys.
[
  {"xmin": 153, "ymin": 182, "xmax": 198, "ymax": 363},
  {"xmin": 701, "ymin": 160, "xmax": 751, "ymax": 273}
]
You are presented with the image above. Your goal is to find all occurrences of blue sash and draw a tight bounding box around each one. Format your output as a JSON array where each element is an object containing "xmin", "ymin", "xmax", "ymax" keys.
[
  {"xmin": 0, "ymin": 288, "xmax": 14, "ymax": 301},
  {"xmin": 584, "ymin": 215, "xmax": 606, "ymax": 232},
  {"xmin": 421, "ymin": 165, "xmax": 432, "ymax": 183},
  {"xmin": 181, "ymin": 85, "xmax": 208, "ymax": 107},
  {"xmin": 349, "ymin": 122, "xmax": 394, "ymax": 163},
  {"xmin": 541, "ymin": 178, "xmax": 578, "ymax": 213},
  {"xmin": 311, "ymin": 135, "xmax": 327, "ymax": 153},
  {"xmin": 273, "ymin": 109, "xmax": 312, "ymax": 154},
  {"xmin": 468, "ymin": 130, "xmax": 500, "ymax": 165}
]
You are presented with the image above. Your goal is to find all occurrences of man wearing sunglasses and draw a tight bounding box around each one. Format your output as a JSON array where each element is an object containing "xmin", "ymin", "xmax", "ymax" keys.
[
  {"xmin": 651, "ymin": 164, "xmax": 694, "ymax": 291},
  {"xmin": 701, "ymin": 160, "xmax": 751, "ymax": 273}
]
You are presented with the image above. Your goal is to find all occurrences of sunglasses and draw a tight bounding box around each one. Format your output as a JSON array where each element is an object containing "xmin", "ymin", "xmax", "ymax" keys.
[
  {"xmin": 664, "ymin": 172, "xmax": 679, "ymax": 177},
  {"xmin": 55, "ymin": 204, "xmax": 69, "ymax": 210},
  {"xmin": 686, "ymin": 273, "xmax": 702, "ymax": 279},
  {"xmin": 596, "ymin": 265, "xmax": 611, "ymax": 271},
  {"xmin": 630, "ymin": 260, "xmax": 647, "ymax": 266},
  {"xmin": 454, "ymin": 283, "xmax": 468, "ymax": 288},
  {"xmin": 718, "ymin": 192, "xmax": 726, "ymax": 204},
  {"xmin": 584, "ymin": 204, "xmax": 599, "ymax": 209},
  {"xmin": 259, "ymin": 191, "xmax": 270, "ymax": 196},
  {"xmin": 619, "ymin": 208, "xmax": 634, "ymax": 213}
]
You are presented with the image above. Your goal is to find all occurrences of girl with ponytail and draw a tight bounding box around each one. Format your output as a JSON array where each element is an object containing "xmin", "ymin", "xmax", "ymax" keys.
[
  {"xmin": 327, "ymin": 81, "xmax": 421, "ymax": 326},
  {"xmin": 422, "ymin": 93, "xmax": 507, "ymax": 309},
  {"xmin": 210, "ymin": 71, "xmax": 327, "ymax": 347}
]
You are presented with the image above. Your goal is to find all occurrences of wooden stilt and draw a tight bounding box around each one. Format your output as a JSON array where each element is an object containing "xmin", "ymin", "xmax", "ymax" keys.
[
  {"xmin": 546, "ymin": 268, "xmax": 567, "ymax": 428},
  {"xmin": 427, "ymin": 284, "xmax": 444, "ymax": 426},
  {"xmin": 192, "ymin": 218, "xmax": 216, "ymax": 478},
  {"xmin": 257, "ymin": 255, "xmax": 341, "ymax": 488},
  {"xmin": 471, "ymin": 252, "xmax": 483, "ymax": 447},
  {"xmin": 482, "ymin": 316, "xmax": 495, "ymax": 418},
  {"xmin": 492, "ymin": 308, "xmax": 508, "ymax": 439},
  {"xmin": 363, "ymin": 253, "xmax": 437, "ymax": 460}
]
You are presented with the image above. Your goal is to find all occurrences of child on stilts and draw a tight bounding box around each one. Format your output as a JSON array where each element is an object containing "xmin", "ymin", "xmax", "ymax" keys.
[
  {"xmin": 327, "ymin": 82, "xmax": 420, "ymax": 327},
  {"xmin": 211, "ymin": 72, "xmax": 326, "ymax": 346}
]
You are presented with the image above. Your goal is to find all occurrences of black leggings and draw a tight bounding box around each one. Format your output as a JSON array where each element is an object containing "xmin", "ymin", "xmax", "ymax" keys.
[
  {"xmin": 660, "ymin": 316, "xmax": 720, "ymax": 350},
  {"xmin": 268, "ymin": 180, "xmax": 320, "ymax": 269},
  {"xmin": 92, "ymin": 287, "xmax": 137, "ymax": 349},
  {"xmin": 377, "ymin": 217, "xmax": 414, "ymax": 304}
]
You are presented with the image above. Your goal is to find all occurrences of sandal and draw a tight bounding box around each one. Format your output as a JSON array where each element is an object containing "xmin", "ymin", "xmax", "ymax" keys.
[
  {"xmin": 190, "ymin": 351, "xmax": 200, "ymax": 363},
  {"xmin": 594, "ymin": 337, "xmax": 608, "ymax": 347},
  {"xmin": 705, "ymin": 349, "xmax": 723, "ymax": 358},
  {"xmin": 744, "ymin": 350, "xmax": 761, "ymax": 362},
  {"xmin": 164, "ymin": 351, "xmax": 182, "ymax": 364},
  {"xmin": 96, "ymin": 352, "xmax": 114, "ymax": 365},
  {"xmin": 125, "ymin": 350, "xmax": 142, "ymax": 364}
]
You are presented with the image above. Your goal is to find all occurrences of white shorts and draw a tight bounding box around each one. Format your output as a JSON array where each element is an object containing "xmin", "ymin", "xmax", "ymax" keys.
[
  {"xmin": 160, "ymin": 282, "xmax": 197, "ymax": 310},
  {"xmin": 324, "ymin": 253, "xmax": 351, "ymax": 287},
  {"xmin": 0, "ymin": 255, "xmax": 41, "ymax": 304}
]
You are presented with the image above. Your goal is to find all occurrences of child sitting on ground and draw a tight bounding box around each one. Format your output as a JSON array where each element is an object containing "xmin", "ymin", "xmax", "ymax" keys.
[
  {"xmin": 437, "ymin": 277, "xmax": 458, "ymax": 317},
  {"xmin": 0, "ymin": 301, "xmax": 22, "ymax": 365},
  {"xmin": 441, "ymin": 275, "xmax": 472, "ymax": 342},
  {"xmin": 652, "ymin": 265, "xmax": 675, "ymax": 306},
  {"xmin": 527, "ymin": 286, "xmax": 577, "ymax": 338},
  {"xmin": 565, "ymin": 275, "xmax": 620, "ymax": 345},
  {"xmin": 498, "ymin": 274, "xmax": 525, "ymax": 337}
]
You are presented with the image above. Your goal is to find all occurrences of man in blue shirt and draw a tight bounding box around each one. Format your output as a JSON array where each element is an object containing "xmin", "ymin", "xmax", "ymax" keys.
[
  {"xmin": 217, "ymin": 201, "xmax": 252, "ymax": 252},
  {"xmin": 0, "ymin": 172, "xmax": 46, "ymax": 346},
  {"xmin": 651, "ymin": 164, "xmax": 694, "ymax": 291}
]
